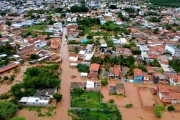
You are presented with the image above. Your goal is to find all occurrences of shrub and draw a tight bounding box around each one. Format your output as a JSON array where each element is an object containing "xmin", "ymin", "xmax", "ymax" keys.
[
  {"xmin": 105, "ymin": 66, "xmax": 109, "ymax": 72},
  {"xmin": 3, "ymin": 76, "xmax": 9, "ymax": 80},
  {"xmin": 125, "ymin": 104, "xmax": 133, "ymax": 108},
  {"xmin": 10, "ymin": 75, "xmax": 15, "ymax": 81},
  {"xmin": 167, "ymin": 106, "xmax": 175, "ymax": 111},
  {"xmin": 101, "ymin": 79, "xmax": 108, "ymax": 86},
  {"xmin": 0, "ymin": 93, "xmax": 9, "ymax": 99},
  {"xmin": 109, "ymin": 99, "xmax": 114, "ymax": 103},
  {"xmin": 153, "ymin": 105, "xmax": 165, "ymax": 118},
  {"xmin": 53, "ymin": 93, "xmax": 62, "ymax": 102}
]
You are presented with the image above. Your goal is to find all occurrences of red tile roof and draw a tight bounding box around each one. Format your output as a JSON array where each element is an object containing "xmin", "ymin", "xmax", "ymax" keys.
[
  {"xmin": 0, "ymin": 63, "xmax": 19, "ymax": 73},
  {"xmin": 113, "ymin": 65, "xmax": 120, "ymax": 76},
  {"xmin": 89, "ymin": 63, "xmax": 100, "ymax": 71},
  {"xmin": 134, "ymin": 68, "xmax": 143, "ymax": 76}
]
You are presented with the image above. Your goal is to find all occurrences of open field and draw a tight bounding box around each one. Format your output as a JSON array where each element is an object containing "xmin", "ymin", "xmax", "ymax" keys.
[
  {"xmin": 71, "ymin": 91, "xmax": 116, "ymax": 110},
  {"xmin": 26, "ymin": 25, "xmax": 47, "ymax": 32}
]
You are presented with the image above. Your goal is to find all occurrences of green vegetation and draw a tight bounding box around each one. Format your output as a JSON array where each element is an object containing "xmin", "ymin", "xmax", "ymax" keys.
[
  {"xmin": 77, "ymin": 64, "xmax": 89, "ymax": 73},
  {"xmin": 150, "ymin": 59, "xmax": 161, "ymax": 67},
  {"xmin": 109, "ymin": 5, "xmax": 117, "ymax": 9},
  {"xmin": 101, "ymin": 78, "xmax": 108, "ymax": 86},
  {"xmin": 0, "ymin": 93, "xmax": 10, "ymax": 99},
  {"xmin": 91, "ymin": 56, "xmax": 135, "ymax": 67},
  {"xmin": 169, "ymin": 59, "xmax": 180, "ymax": 73},
  {"xmin": 147, "ymin": 17, "xmax": 161, "ymax": 22},
  {"xmin": 0, "ymin": 42, "xmax": 16, "ymax": 55},
  {"xmin": 150, "ymin": 0, "xmax": 180, "ymax": 7},
  {"xmin": 109, "ymin": 99, "xmax": 115, "ymax": 103},
  {"xmin": 0, "ymin": 101, "xmax": 17, "ymax": 120},
  {"xmin": 125, "ymin": 104, "xmax": 133, "ymax": 108},
  {"xmin": 30, "ymin": 54, "xmax": 40, "ymax": 60},
  {"xmin": 70, "ymin": 5, "xmax": 89, "ymax": 12},
  {"xmin": 153, "ymin": 105, "xmax": 165, "ymax": 118},
  {"xmin": 3, "ymin": 76, "xmax": 9, "ymax": 80},
  {"xmin": 69, "ymin": 109, "xmax": 122, "ymax": 120},
  {"xmin": 71, "ymin": 91, "xmax": 115, "ymax": 110},
  {"xmin": 10, "ymin": 116, "xmax": 25, "ymax": 120},
  {"xmin": 11, "ymin": 65, "xmax": 60, "ymax": 99},
  {"xmin": 167, "ymin": 106, "xmax": 175, "ymax": 111},
  {"xmin": 25, "ymin": 25, "xmax": 47, "ymax": 32},
  {"xmin": 53, "ymin": 93, "xmax": 62, "ymax": 102}
]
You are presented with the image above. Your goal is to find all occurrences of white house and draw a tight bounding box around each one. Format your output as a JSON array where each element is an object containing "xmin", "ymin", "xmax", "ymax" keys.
[
  {"xmin": 19, "ymin": 97, "xmax": 50, "ymax": 106},
  {"xmin": 69, "ymin": 53, "xmax": 78, "ymax": 62},
  {"xmin": 165, "ymin": 44, "xmax": 180, "ymax": 57}
]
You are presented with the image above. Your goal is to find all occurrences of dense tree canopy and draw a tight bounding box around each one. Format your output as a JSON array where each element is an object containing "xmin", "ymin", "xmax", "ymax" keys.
[
  {"xmin": 0, "ymin": 42, "xmax": 16, "ymax": 55},
  {"xmin": 0, "ymin": 101, "xmax": 17, "ymax": 120},
  {"xmin": 109, "ymin": 5, "xmax": 117, "ymax": 9},
  {"xmin": 24, "ymin": 66, "xmax": 60, "ymax": 89},
  {"xmin": 77, "ymin": 64, "xmax": 89, "ymax": 73},
  {"xmin": 169, "ymin": 59, "xmax": 180, "ymax": 73},
  {"xmin": 70, "ymin": 5, "xmax": 89, "ymax": 13}
]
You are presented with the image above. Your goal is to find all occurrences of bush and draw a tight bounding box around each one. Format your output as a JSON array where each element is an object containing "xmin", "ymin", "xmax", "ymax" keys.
[
  {"xmin": 167, "ymin": 106, "xmax": 175, "ymax": 111},
  {"xmin": 10, "ymin": 75, "xmax": 15, "ymax": 81},
  {"xmin": 53, "ymin": 93, "xmax": 62, "ymax": 102},
  {"xmin": 109, "ymin": 99, "xmax": 114, "ymax": 103},
  {"xmin": 77, "ymin": 64, "xmax": 89, "ymax": 73},
  {"xmin": 0, "ymin": 93, "xmax": 9, "ymax": 99},
  {"xmin": 125, "ymin": 104, "xmax": 133, "ymax": 108},
  {"xmin": 0, "ymin": 101, "xmax": 17, "ymax": 120},
  {"xmin": 105, "ymin": 66, "xmax": 109, "ymax": 72},
  {"xmin": 153, "ymin": 105, "xmax": 165, "ymax": 118},
  {"xmin": 9, "ymin": 116, "xmax": 25, "ymax": 120},
  {"xmin": 3, "ymin": 76, "xmax": 9, "ymax": 80},
  {"xmin": 101, "ymin": 80, "xmax": 108, "ymax": 86},
  {"xmin": 73, "ymin": 88, "xmax": 84, "ymax": 96}
]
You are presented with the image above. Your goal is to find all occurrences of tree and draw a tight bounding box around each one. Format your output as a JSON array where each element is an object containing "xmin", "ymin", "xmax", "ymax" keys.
[
  {"xmin": 153, "ymin": 105, "xmax": 165, "ymax": 118},
  {"xmin": 109, "ymin": 99, "xmax": 114, "ymax": 103},
  {"xmin": 73, "ymin": 88, "xmax": 84, "ymax": 96},
  {"xmin": 10, "ymin": 116, "xmax": 25, "ymax": 120},
  {"xmin": 169, "ymin": 59, "xmax": 180, "ymax": 73},
  {"xmin": 77, "ymin": 64, "xmax": 89, "ymax": 73},
  {"xmin": 132, "ymin": 50, "xmax": 141, "ymax": 55},
  {"xmin": 3, "ymin": 76, "xmax": 9, "ymax": 80},
  {"xmin": 30, "ymin": 54, "xmax": 40, "ymax": 60},
  {"xmin": 101, "ymin": 78, "xmax": 108, "ymax": 86},
  {"xmin": 0, "ymin": 101, "xmax": 17, "ymax": 120},
  {"xmin": 125, "ymin": 104, "xmax": 133, "ymax": 108},
  {"xmin": 0, "ymin": 34, "xmax": 2, "ymax": 38},
  {"xmin": 6, "ymin": 20, "xmax": 12, "ymax": 26},
  {"xmin": 70, "ymin": 5, "xmax": 89, "ymax": 13},
  {"xmin": 167, "ymin": 106, "xmax": 175, "ymax": 111},
  {"xmin": 109, "ymin": 5, "xmax": 117, "ymax": 9},
  {"xmin": 10, "ymin": 75, "xmax": 15, "ymax": 81},
  {"xmin": 153, "ymin": 28, "xmax": 159, "ymax": 34},
  {"xmin": 53, "ymin": 93, "xmax": 62, "ymax": 102},
  {"xmin": 105, "ymin": 66, "xmax": 109, "ymax": 72}
]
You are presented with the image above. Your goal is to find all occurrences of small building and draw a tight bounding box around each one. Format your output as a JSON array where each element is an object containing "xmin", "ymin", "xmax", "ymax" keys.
[
  {"xmin": 35, "ymin": 88, "xmax": 57, "ymax": 98},
  {"xmin": 116, "ymin": 83, "xmax": 125, "ymax": 95},
  {"xmin": 0, "ymin": 62, "xmax": 20, "ymax": 74},
  {"xmin": 19, "ymin": 97, "xmax": 50, "ymax": 106},
  {"xmin": 80, "ymin": 72, "xmax": 88, "ymax": 78},
  {"xmin": 113, "ymin": 65, "xmax": 121, "ymax": 79},
  {"xmin": 88, "ymin": 63, "xmax": 100, "ymax": 79},
  {"xmin": 133, "ymin": 68, "xmax": 144, "ymax": 83},
  {"xmin": 85, "ymin": 44, "xmax": 94, "ymax": 53},
  {"xmin": 50, "ymin": 38, "xmax": 61, "ymax": 50},
  {"xmin": 165, "ymin": 44, "xmax": 180, "ymax": 57},
  {"xmin": 69, "ymin": 53, "xmax": 78, "ymax": 62}
]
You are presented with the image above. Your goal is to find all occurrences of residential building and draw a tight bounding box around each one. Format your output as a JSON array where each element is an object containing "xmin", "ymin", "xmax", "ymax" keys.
[
  {"xmin": 165, "ymin": 44, "xmax": 180, "ymax": 57},
  {"xmin": 133, "ymin": 68, "xmax": 144, "ymax": 83}
]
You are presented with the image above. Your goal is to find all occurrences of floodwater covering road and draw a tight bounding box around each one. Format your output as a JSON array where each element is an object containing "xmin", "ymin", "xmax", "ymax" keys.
[{"xmin": 55, "ymin": 27, "xmax": 72, "ymax": 120}]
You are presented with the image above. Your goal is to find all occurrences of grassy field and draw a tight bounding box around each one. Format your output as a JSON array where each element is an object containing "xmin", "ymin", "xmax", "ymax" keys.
[
  {"xmin": 71, "ymin": 91, "xmax": 116, "ymax": 110},
  {"xmin": 150, "ymin": 0, "xmax": 180, "ymax": 7},
  {"xmin": 26, "ymin": 25, "xmax": 47, "ymax": 32},
  {"xmin": 69, "ymin": 109, "xmax": 122, "ymax": 120}
]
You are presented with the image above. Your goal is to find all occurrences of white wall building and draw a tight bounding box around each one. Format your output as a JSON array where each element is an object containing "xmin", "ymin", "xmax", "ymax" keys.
[{"xmin": 165, "ymin": 44, "xmax": 180, "ymax": 57}]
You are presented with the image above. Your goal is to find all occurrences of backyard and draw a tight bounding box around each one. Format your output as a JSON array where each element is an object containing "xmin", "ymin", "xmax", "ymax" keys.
[
  {"xmin": 69, "ymin": 109, "xmax": 121, "ymax": 120},
  {"xmin": 71, "ymin": 91, "xmax": 116, "ymax": 110}
]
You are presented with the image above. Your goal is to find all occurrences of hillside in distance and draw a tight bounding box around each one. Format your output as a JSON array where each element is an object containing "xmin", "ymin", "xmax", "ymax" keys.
[{"xmin": 150, "ymin": 0, "xmax": 180, "ymax": 7}]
